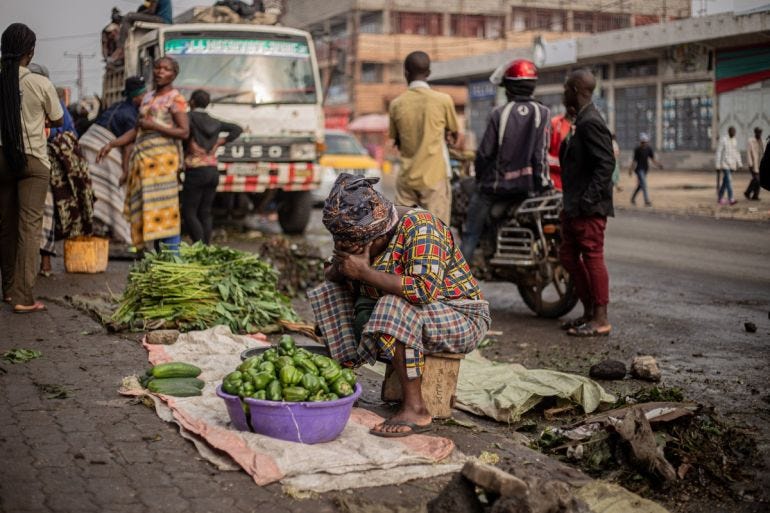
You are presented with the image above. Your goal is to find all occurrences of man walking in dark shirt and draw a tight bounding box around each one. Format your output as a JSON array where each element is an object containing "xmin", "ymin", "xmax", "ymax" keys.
[
  {"xmin": 628, "ymin": 133, "xmax": 662, "ymax": 207},
  {"xmin": 558, "ymin": 69, "xmax": 615, "ymax": 337}
]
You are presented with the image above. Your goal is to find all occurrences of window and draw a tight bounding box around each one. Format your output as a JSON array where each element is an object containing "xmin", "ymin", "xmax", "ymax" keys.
[
  {"xmin": 360, "ymin": 62, "xmax": 383, "ymax": 83},
  {"xmin": 539, "ymin": 69, "xmax": 568, "ymax": 86},
  {"xmin": 572, "ymin": 12, "xmax": 594, "ymax": 33},
  {"xmin": 511, "ymin": 8, "xmax": 565, "ymax": 32},
  {"xmin": 615, "ymin": 85, "xmax": 656, "ymax": 149},
  {"xmin": 450, "ymin": 15, "xmax": 503, "ymax": 39},
  {"xmin": 595, "ymin": 13, "xmax": 630, "ymax": 32},
  {"xmin": 360, "ymin": 11, "xmax": 383, "ymax": 34},
  {"xmin": 615, "ymin": 59, "xmax": 658, "ymax": 79},
  {"xmin": 393, "ymin": 12, "xmax": 443, "ymax": 36}
]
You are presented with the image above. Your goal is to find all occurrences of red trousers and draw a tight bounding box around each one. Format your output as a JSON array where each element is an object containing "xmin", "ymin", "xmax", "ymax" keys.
[{"xmin": 559, "ymin": 214, "xmax": 609, "ymax": 307}]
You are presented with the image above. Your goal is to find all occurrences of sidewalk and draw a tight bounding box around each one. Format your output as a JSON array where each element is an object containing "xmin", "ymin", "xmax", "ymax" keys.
[{"xmin": 615, "ymin": 169, "xmax": 769, "ymax": 221}]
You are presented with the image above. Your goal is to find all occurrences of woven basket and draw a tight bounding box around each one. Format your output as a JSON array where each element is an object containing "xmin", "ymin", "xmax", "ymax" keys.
[{"xmin": 64, "ymin": 236, "xmax": 109, "ymax": 274}]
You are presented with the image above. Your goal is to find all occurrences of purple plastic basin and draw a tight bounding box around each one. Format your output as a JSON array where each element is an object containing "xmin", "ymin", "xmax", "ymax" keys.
[{"xmin": 216, "ymin": 384, "xmax": 362, "ymax": 444}]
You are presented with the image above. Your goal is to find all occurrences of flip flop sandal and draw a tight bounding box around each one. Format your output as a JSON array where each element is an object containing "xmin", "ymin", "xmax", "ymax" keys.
[
  {"xmin": 560, "ymin": 317, "xmax": 589, "ymax": 331},
  {"xmin": 39, "ymin": 270, "xmax": 52, "ymax": 278},
  {"xmin": 13, "ymin": 302, "xmax": 46, "ymax": 314},
  {"xmin": 369, "ymin": 419, "xmax": 433, "ymax": 438},
  {"xmin": 567, "ymin": 324, "xmax": 611, "ymax": 337}
]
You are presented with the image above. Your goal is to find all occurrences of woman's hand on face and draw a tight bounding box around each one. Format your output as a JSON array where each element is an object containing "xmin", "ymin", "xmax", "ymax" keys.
[{"xmin": 333, "ymin": 243, "xmax": 371, "ymax": 280}]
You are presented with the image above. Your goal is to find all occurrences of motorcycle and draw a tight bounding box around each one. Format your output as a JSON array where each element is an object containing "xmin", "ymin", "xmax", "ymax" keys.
[{"xmin": 451, "ymin": 176, "xmax": 578, "ymax": 318}]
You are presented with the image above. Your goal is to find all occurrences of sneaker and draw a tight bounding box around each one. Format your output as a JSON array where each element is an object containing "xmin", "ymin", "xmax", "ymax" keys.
[
  {"xmin": 644, "ymin": 202, "xmax": 653, "ymax": 207},
  {"xmin": 718, "ymin": 198, "xmax": 727, "ymax": 205},
  {"xmin": 729, "ymin": 199, "xmax": 738, "ymax": 206},
  {"xmin": 744, "ymin": 191, "xmax": 751, "ymax": 200}
]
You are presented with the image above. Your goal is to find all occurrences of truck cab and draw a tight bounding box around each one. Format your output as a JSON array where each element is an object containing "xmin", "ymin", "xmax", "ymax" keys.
[{"xmin": 103, "ymin": 20, "xmax": 324, "ymax": 234}]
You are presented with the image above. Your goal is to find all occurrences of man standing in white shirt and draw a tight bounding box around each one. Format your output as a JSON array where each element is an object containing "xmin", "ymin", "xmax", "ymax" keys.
[
  {"xmin": 715, "ymin": 126, "xmax": 742, "ymax": 205},
  {"xmin": 744, "ymin": 127, "xmax": 764, "ymax": 201}
]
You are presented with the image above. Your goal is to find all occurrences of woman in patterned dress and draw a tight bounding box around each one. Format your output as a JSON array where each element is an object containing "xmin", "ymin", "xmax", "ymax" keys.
[
  {"xmin": 309, "ymin": 173, "xmax": 490, "ymax": 437},
  {"xmin": 97, "ymin": 57, "xmax": 188, "ymax": 251}
]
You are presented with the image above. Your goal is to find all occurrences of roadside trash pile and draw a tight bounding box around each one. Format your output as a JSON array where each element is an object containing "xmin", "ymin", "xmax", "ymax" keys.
[{"xmin": 112, "ymin": 243, "xmax": 298, "ymax": 332}]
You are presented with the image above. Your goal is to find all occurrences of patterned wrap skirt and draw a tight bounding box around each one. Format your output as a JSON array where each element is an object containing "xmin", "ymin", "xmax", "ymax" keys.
[{"xmin": 308, "ymin": 281, "xmax": 491, "ymax": 379}]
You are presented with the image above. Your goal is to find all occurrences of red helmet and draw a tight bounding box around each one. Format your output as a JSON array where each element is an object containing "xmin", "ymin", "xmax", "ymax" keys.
[{"xmin": 504, "ymin": 59, "xmax": 538, "ymax": 81}]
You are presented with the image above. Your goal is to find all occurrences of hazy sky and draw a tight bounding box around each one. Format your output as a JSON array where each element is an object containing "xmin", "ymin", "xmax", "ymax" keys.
[{"xmin": 3, "ymin": 0, "xmax": 205, "ymax": 99}]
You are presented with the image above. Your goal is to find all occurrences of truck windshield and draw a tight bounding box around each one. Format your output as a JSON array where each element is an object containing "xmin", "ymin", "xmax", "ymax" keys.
[{"xmin": 164, "ymin": 36, "xmax": 317, "ymax": 105}]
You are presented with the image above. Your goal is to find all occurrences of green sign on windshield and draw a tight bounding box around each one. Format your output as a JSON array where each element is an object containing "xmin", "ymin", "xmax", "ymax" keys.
[{"xmin": 164, "ymin": 38, "xmax": 310, "ymax": 58}]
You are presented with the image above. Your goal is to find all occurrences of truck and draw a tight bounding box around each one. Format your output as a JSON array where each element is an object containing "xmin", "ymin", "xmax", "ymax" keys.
[{"xmin": 102, "ymin": 10, "xmax": 324, "ymax": 234}]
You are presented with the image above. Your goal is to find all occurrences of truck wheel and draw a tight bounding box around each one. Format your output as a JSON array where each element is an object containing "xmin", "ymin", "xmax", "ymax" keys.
[{"xmin": 278, "ymin": 190, "xmax": 313, "ymax": 234}]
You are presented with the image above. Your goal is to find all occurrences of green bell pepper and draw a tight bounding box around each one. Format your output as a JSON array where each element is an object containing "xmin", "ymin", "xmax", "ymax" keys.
[
  {"xmin": 326, "ymin": 393, "xmax": 339, "ymax": 401},
  {"xmin": 331, "ymin": 379, "xmax": 354, "ymax": 397},
  {"xmin": 251, "ymin": 390, "xmax": 267, "ymax": 400},
  {"xmin": 241, "ymin": 401, "xmax": 250, "ymax": 416},
  {"xmin": 279, "ymin": 335, "xmax": 296, "ymax": 352},
  {"xmin": 340, "ymin": 368, "xmax": 357, "ymax": 386},
  {"xmin": 279, "ymin": 365, "xmax": 303, "ymax": 386},
  {"xmin": 309, "ymin": 389, "xmax": 326, "ymax": 402},
  {"xmin": 276, "ymin": 355, "xmax": 295, "ymax": 369},
  {"xmin": 301, "ymin": 373, "xmax": 321, "ymax": 393},
  {"xmin": 238, "ymin": 381, "xmax": 255, "ymax": 398},
  {"xmin": 318, "ymin": 376, "xmax": 329, "ymax": 393},
  {"xmin": 321, "ymin": 365, "xmax": 342, "ymax": 383},
  {"xmin": 282, "ymin": 386, "xmax": 309, "ymax": 402},
  {"xmin": 257, "ymin": 361, "xmax": 276, "ymax": 375},
  {"xmin": 250, "ymin": 371, "xmax": 274, "ymax": 391},
  {"xmin": 296, "ymin": 358, "xmax": 319, "ymax": 376},
  {"xmin": 312, "ymin": 355, "xmax": 334, "ymax": 369},
  {"xmin": 262, "ymin": 348, "xmax": 279, "ymax": 363},
  {"xmin": 266, "ymin": 379, "xmax": 282, "ymax": 401},
  {"xmin": 238, "ymin": 355, "xmax": 261, "ymax": 373}
]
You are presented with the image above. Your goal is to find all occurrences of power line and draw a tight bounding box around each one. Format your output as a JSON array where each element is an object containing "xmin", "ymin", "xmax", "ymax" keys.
[{"xmin": 38, "ymin": 32, "xmax": 99, "ymax": 42}]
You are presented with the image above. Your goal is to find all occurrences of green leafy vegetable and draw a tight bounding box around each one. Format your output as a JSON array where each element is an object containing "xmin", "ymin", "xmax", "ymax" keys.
[{"xmin": 2, "ymin": 348, "xmax": 42, "ymax": 364}]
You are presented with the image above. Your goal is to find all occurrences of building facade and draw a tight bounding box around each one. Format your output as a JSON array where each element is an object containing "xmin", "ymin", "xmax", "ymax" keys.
[
  {"xmin": 282, "ymin": 0, "xmax": 690, "ymax": 128},
  {"xmin": 430, "ymin": 9, "xmax": 770, "ymax": 168}
]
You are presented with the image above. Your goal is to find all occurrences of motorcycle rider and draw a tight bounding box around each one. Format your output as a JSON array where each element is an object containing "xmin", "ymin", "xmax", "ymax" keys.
[{"xmin": 460, "ymin": 59, "xmax": 551, "ymax": 262}]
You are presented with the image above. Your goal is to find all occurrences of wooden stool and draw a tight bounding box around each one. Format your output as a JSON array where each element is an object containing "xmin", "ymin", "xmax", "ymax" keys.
[{"xmin": 380, "ymin": 352, "xmax": 466, "ymax": 419}]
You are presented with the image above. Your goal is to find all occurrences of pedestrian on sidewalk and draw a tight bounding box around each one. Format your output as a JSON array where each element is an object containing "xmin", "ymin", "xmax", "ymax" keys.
[
  {"xmin": 628, "ymin": 133, "xmax": 662, "ymax": 207},
  {"xmin": 97, "ymin": 57, "xmax": 189, "ymax": 253},
  {"xmin": 611, "ymin": 133, "xmax": 622, "ymax": 192},
  {"xmin": 0, "ymin": 23, "xmax": 64, "ymax": 313},
  {"xmin": 744, "ymin": 127, "xmax": 763, "ymax": 201},
  {"xmin": 715, "ymin": 126, "xmax": 742, "ymax": 205},
  {"xmin": 558, "ymin": 69, "xmax": 615, "ymax": 338},
  {"xmin": 183, "ymin": 89, "xmax": 242, "ymax": 244},
  {"xmin": 81, "ymin": 76, "xmax": 146, "ymax": 244},
  {"xmin": 388, "ymin": 51, "xmax": 459, "ymax": 225},
  {"xmin": 460, "ymin": 59, "xmax": 551, "ymax": 261}
]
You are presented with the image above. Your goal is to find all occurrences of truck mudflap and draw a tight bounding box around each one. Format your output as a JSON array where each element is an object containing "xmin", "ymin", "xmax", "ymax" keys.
[{"xmin": 216, "ymin": 161, "xmax": 320, "ymax": 193}]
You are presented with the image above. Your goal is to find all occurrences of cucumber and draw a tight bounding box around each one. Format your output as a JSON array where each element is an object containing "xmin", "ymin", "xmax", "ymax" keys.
[
  {"xmin": 147, "ymin": 379, "xmax": 202, "ymax": 397},
  {"xmin": 150, "ymin": 362, "xmax": 201, "ymax": 379},
  {"xmin": 147, "ymin": 377, "xmax": 205, "ymax": 390}
]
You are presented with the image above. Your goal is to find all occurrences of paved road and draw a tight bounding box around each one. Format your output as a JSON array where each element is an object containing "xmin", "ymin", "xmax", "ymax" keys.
[{"xmin": 1, "ymin": 208, "xmax": 768, "ymax": 512}]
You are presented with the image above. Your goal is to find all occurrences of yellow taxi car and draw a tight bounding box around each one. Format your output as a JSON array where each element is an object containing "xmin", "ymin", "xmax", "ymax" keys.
[{"xmin": 313, "ymin": 130, "xmax": 382, "ymax": 204}]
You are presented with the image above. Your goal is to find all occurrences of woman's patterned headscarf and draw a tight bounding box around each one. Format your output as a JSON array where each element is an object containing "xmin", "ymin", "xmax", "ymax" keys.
[{"xmin": 322, "ymin": 173, "xmax": 397, "ymax": 243}]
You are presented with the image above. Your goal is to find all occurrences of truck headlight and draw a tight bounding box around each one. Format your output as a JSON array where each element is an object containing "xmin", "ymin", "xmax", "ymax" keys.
[{"xmin": 290, "ymin": 143, "xmax": 316, "ymax": 161}]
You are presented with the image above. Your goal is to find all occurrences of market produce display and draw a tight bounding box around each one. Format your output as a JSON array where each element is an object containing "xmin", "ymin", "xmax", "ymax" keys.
[
  {"xmin": 140, "ymin": 362, "xmax": 204, "ymax": 397},
  {"xmin": 221, "ymin": 335, "xmax": 356, "ymax": 408},
  {"xmin": 112, "ymin": 243, "xmax": 299, "ymax": 332}
]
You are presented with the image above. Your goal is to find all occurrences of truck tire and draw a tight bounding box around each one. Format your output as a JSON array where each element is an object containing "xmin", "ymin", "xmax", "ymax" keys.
[{"xmin": 278, "ymin": 190, "xmax": 313, "ymax": 234}]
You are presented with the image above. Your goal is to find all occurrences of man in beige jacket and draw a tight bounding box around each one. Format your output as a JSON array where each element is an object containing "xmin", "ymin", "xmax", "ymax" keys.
[
  {"xmin": 388, "ymin": 51, "xmax": 458, "ymax": 225},
  {"xmin": 745, "ymin": 127, "xmax": 764, "ymax": 201}
]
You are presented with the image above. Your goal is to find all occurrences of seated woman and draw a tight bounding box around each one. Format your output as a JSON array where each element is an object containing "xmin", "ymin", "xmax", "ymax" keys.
[{"xmin": 309, "ymin": 173, "xmax": 490, "ymax": 437}]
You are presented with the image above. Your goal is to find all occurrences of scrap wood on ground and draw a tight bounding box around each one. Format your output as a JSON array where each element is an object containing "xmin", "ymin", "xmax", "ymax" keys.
[{"xmin": 531, "ymin": 386, "xmax": 761, "ymax": 506}]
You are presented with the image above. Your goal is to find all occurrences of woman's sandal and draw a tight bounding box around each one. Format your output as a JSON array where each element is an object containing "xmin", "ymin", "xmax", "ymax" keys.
[
  {"xmin": 13, "ymin": 301, "xmax": 46, "ymax": 314},
  {"xmin": 369, "ymin": 419, "xmax": 433, "ymax": 438},
  {"xmin": 560, "ymin": 317, "xmax": 590, "ymax": 331},
  {"xmin": 567, "ymin": 324, "xmax": 611, "ymax": 337}
]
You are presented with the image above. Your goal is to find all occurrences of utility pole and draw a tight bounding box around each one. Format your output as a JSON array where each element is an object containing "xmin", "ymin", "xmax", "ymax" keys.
[{"xmin": 64, "ymin": 52, "xmax": 96, "ymax": 101}]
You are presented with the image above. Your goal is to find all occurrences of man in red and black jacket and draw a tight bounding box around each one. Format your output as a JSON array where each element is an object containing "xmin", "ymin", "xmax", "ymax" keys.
[
  {"xmin": 460, "ymin": 59, "xmax": 551, "ymax": 261},
  {"xmin": 559, "ymin": 69, "xmax": 615, "ymax": 338}
]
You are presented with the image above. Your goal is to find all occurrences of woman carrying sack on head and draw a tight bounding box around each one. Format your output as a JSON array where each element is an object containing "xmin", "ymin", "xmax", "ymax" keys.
[{"xmin": 0, "ymin": 23, "xmax": 64, "ymax": 313}]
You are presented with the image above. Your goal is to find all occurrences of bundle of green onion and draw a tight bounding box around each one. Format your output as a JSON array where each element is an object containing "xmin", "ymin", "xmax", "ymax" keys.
[{"xmin": 112, "ymin": 243, "xmax": 299, "ymax": 332}]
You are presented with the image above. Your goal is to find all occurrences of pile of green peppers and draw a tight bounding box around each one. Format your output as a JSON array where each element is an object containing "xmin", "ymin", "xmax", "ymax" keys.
[{"xmin": 221, "ymin": 335, "xmax": 356, "ymax": 407}]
